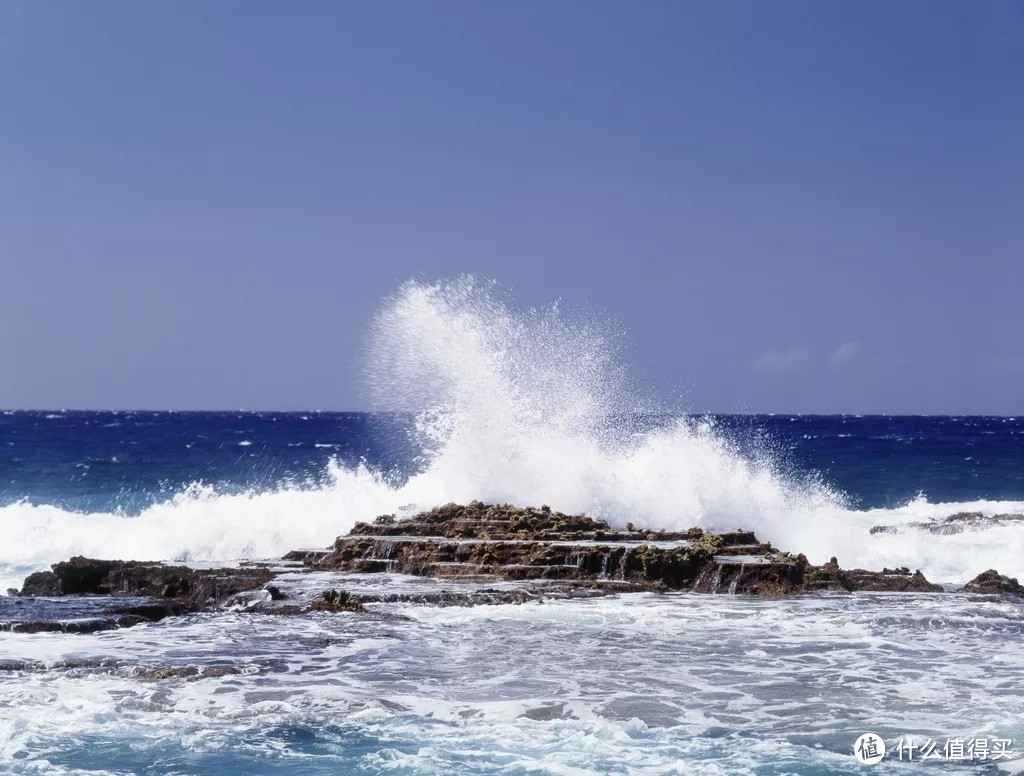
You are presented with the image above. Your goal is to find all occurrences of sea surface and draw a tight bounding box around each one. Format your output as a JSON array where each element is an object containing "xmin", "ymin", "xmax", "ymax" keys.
[
  {"xmin": 2, "ymin": 410, "xmax": 1023, "ymax": 591},
  {"xmin": 2, "ymin": 411, "xmax": 1024, "ymax": 775},
  {"xmin": 3, "ymin": 280, "xmax": 1024, "ymax": 774},
  {"xmin": 2, "ymin": 411, "xmax": 1023, "ymax": 516}
]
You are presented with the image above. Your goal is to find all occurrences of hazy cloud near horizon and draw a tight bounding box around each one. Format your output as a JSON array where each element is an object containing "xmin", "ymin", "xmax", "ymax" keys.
[
  {"xmin": 830, "ymin": 342, "xmax": 862, "ymax": 369},
  {"xmin": 754, "ymin": 348, "xmax": 811, "ymax": 373},
  {"xmin": 2, "ymin": 2, "xmax": 1022, "ymax": 414}
]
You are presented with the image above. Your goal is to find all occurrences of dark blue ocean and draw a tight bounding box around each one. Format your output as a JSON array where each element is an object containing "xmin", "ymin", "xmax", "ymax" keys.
[{"xmin": 2, "ymin": 411, "xmax": 1022, "ymax": 514}]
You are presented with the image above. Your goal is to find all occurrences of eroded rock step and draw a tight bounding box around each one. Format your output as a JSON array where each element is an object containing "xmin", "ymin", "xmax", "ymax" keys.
[{"xmin": 299, "ymin": 502, "xmax": 952, "ymax": 595}]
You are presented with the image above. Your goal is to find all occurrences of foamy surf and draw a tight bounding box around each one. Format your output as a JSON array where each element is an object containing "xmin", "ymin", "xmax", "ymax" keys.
[{"xmin": 2, "ymin": 588, "xmax": 1022, "ymax": 775}]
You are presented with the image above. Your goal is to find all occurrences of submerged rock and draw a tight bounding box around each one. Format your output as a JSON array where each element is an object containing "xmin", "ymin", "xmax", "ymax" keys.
[
  {"xmin": 842, "ymin": 567, "xmax": 944, "ymax": 593},
  {"xmin": 12, "ymin": 558, "xmax": 275, "ymax": 631},
  {"xmin": 308, "ymin": 589, "xmax": 363, "ymax": 612},
  {"xmin": 356, "ymin": 582, "xmax": 623, "ymax": 607},
  {"xmin": 133, "ymin": 665, "xmax": 242, "ymax": 681},
  {"xmin": 0, "ymin": 618, "xmax": 124, "ymax": 634}
]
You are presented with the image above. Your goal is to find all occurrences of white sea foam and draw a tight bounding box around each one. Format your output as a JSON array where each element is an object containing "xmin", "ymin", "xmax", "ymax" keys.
[
  {"xmin": 1, "ymin": 277, "xmax": 1022, "ymax": 590},
  {"xmin": 2, "ymin": 591, "xmax": 1021, "ymax": 773}
]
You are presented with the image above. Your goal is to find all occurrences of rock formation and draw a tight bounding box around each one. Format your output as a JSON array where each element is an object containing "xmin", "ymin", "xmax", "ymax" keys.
[
  {"xmin": 294, "ymin": 502, "xmax": 944, "ymax": 595},
  {"xmin": 963, "ymin": 569, "xmax": 1024, "ymax": 598},
  {"xmin": 10, "ymin": 502, "xmax": 1021, "ymax": 635}
]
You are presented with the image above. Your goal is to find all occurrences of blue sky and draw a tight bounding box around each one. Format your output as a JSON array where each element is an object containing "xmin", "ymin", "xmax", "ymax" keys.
[{"xmin": 2, "ymin": 1, "xmax": 1022, "ymax": 413}]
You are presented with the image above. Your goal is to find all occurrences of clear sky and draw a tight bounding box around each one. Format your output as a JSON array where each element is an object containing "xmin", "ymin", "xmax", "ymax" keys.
[{"xmin": 3, "ymin": 1, "xmax": 1022, "ymax": 414}]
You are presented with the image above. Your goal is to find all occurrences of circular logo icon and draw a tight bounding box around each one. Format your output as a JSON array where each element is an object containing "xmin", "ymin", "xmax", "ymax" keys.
[{"xmin": 854, "ymin": 733, "xmax": 886, "ymax": 764}]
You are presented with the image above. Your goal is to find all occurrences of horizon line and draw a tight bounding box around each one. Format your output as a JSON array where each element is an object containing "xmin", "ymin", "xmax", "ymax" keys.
[{"xmin": 1, "ymin": 408, "xmax": 1020, "ymax": 419}]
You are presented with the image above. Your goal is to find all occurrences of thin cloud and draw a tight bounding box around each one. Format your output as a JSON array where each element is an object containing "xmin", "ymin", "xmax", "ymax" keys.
[
  {"xmin": 830, "ymin": 340, "xmax": 862, "ymax": 369},
  {"xmin": 754, "ymin": 347, "xmax": 809, "ymax": 372}
]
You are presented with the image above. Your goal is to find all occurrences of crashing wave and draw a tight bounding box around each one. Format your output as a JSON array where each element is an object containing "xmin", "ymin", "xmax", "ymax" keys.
[{"xmin": 1, "ymin": 277, "xmax": 1022, "ymax": 589}]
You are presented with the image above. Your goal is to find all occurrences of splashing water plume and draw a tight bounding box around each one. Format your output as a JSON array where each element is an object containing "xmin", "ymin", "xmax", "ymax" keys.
[{"xmin": 367, "ymin": 277, "xmax": 844, "ymax": 536}]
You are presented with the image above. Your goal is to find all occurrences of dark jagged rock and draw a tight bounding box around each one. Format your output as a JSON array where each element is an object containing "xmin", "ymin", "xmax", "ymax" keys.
[
  {"xmin": 307, "ymin": 589, "xmax": 363, "ymax": 612},
  {"xmin": 349, "ymin": 501, "xmax": 705, "ymax": 543},
  {"xmin": 10, "ymin": 558, "xmax": 274, "ymax": 632},
  {"xmin": 19, "ymin": 571, "xmax": 62, "ymax": 596},
  {"xmin": 254, "ymin": 604, "xmax": 306, "ymax": 616},
  {"xmin": 0, "ymin": 660, "xmax": 35, "ymax": 671},
  {"xmin": 803, "ymin": 557, "xmax": 853, "ymax": 592},
  {"xmin": 963, "ymin": 569, "xmax": 1024, "ymax": 598},
  {"xmin": 264, "ymin": 585, "xmax": 288, "ymax": 601},
  {"xmin": 105, "ymin": 602, "xmax": 198, "ymax": 621},
  {"xmin": 16, "ymin": 557, "xmax": 272, "ymax": 605},
  {"xmin": 136, "ymin": 666, "xmax": 200, "ymax": 680},
  {"xmin": 692, "ymin": 553, "xmax": 811, "ymax": 596},
  {"xmin": 134, "ymin": 665, "xmax": 241, "ymax": 681},
  {"xmin": 1, "ymin": 617, "xmax": 132, "ymax": 634},
  {"xmin": 281, "ymin": 549, "xmax": 329, "ymax": 564},
  {"xmin": 842, "ymin": 567, "xmax": 943, "ymax": 593}
]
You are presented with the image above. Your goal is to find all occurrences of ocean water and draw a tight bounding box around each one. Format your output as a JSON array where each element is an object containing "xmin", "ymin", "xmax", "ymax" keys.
[
  {"xmin": 4, "ymin": 581, "xmax": 1024, "ymax": 776},
  {"xmin": 1, "ymin": 410, "xmax": 1023, "ymax": 591},
  {"xmin": 2, "ymin": 278, "xmax": 1023, "ymax": 774}
]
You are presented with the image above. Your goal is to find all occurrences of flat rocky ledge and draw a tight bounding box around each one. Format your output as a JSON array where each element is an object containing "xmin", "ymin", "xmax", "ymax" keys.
[
  {"xmin": 5, "ymin": 502, "xmax": 1023, "ymax": 634},
  {"xmin": 296, "ymin": 502, "xmax": 952, "ymax": 596}
]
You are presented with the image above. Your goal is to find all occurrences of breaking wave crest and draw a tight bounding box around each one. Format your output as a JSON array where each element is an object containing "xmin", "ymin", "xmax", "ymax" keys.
[{"xmin": 2, "ymin": 277, "xmax": 1023, "ymax": 589}]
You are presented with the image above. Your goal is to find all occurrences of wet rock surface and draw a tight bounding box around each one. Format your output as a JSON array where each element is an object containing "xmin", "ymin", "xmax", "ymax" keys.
[
  {"xmin": 305, "ymin": 502, "xmax": 950, "ymax": 597},
  {"xmin": 7, "ymin": 503, "xmax": 1018, "ymax": 635},
  {"xmin": 133, "ymin": 665, "xmax": 243, "ymax": 680},
  {"xmin": 18, "ymin": 556, "xmax": 272, "ymax": 602},
  {"xmin": 0, "ymin": 594, "xmax": 189, "ymax": 635},
  {"xmin": 8, "ymin": 558, "xmax": 275, "ymax": 633},
  {"xmin": 963, "ymin": 569, "xmax": 1024, "ymax": 597},
  {"xmin": 842, "ymin": 567, "xmax": 944, "ymax": 593},
  {"xmin": 314, "ymin": 502, "xmax": 770, "ymax": 589},
  {"xmin": 307, "ymin": 589, "xmax": 364, "ymax": 612}
]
